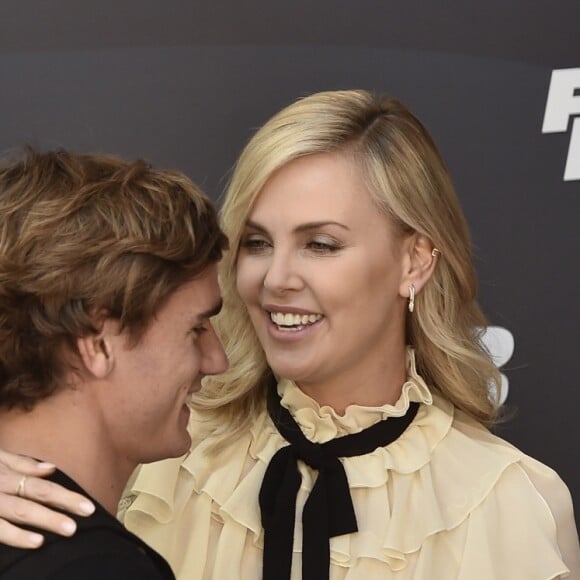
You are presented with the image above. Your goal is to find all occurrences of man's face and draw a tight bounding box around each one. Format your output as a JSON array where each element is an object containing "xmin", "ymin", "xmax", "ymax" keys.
[{"xmin": 98, "ymin": 263, "xmax": 228, "ymax": 465}]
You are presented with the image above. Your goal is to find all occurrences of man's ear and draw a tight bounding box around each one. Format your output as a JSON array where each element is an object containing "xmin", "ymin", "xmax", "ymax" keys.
[
  {"xmin": 399, "ymin": 234, "xmax": 440, "ymax": 298},
  {"xmin": 76, "ymin": 320, "xmax": 117, "ymax": 379}
]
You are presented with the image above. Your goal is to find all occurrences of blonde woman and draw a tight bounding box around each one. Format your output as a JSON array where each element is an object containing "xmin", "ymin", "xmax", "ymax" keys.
[{"xmin": 1, "ymin": 91, "xmax": 578, "ymax": 579}]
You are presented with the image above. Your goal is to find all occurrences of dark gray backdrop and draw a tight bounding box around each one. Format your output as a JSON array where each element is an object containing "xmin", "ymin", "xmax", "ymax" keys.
[{"xmin": 1, "ymin": 1, "xmax": 578, "ymax": 520}]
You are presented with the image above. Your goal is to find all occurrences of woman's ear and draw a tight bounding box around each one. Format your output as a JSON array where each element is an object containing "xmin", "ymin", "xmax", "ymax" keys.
[
  {"xmin": 399, "ymin": 234, "xmax": 440, "ymax": 298},
  {"xmin": 76, "ymin": 320, "xmax": 117, "ymax": 379}
]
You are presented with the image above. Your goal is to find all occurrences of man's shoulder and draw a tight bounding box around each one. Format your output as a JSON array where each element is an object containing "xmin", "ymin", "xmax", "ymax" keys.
[
  {"xmin": 0, "ymin": 526, "xmax": 174, "ymax": 579},
  {"xmin": 0, "ymin": 468, "xmax": 175, "ymax": 579}
]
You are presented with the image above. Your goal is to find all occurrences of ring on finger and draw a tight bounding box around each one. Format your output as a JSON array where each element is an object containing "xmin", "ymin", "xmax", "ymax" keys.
[{"xmin": 16, "ymin": 475, "xmax": 27, "ymax": 498}]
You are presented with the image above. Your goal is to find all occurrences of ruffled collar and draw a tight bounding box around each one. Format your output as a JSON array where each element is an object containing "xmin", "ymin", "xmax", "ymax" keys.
[{"xmin": 278, "ymin": 348, "xmax": 433, "ymax": 443}]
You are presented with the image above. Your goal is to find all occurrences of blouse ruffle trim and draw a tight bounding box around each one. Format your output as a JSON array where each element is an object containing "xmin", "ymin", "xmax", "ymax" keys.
[{"xmin": 122, "ymin": 353, "xmax": 570, "ymax": 576}]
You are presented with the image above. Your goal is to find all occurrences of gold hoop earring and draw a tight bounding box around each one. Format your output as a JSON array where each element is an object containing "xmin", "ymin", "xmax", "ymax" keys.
[
  {"xmin": 408, "ymin": 284, "xmax": 415, "ymax": 313},
  {"xmin": 431, "ymin": 248, "xmax": 441, "ymax": 257}
]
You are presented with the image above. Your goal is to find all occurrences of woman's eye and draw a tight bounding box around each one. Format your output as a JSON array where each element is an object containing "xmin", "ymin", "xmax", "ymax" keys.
[
  {"xmin": 240, "ymin": 236, "xmax": 270, "ymax": 252},
  {"xmin": 307, "ymin": 238, "xmax": 342, "ymax": 253}
]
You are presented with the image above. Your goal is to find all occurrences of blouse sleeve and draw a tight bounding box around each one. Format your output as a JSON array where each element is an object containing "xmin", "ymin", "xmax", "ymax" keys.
[{"xmin": 521, "ymin": 456, "xmax": 580, "ymax": 578}]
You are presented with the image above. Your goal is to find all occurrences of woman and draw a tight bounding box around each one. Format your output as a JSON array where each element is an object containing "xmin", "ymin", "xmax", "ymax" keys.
[{"xmin": 1, "ymin": 91, "xmax": 578, "ymax": 578}]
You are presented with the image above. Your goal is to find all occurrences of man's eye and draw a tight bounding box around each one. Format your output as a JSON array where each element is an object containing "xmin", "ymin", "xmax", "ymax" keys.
[{"xmin": 190, "ymin": 325, "xmax": 207, "ymax": 338}]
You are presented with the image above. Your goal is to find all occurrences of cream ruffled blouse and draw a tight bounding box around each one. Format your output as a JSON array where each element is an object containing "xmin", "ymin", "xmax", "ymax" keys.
[{"xmin": 120, "ymin": 352, "xmax": 579, "ymax": 579}]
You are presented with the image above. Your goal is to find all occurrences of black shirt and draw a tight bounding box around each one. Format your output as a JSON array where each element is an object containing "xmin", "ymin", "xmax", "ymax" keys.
[{"xmin": 0, "ymin": 469, "xmax": 175, "ymax": 579}]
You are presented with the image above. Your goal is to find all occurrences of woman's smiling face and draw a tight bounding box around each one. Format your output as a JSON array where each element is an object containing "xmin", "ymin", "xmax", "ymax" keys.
[{"xmin": 236, "ymin": 152, "xmax": 413, "ymax": 398}]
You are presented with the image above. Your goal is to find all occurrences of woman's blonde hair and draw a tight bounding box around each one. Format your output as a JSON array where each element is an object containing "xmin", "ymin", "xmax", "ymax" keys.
[{"xmin": 193, "ymin": 90, "xmax": 501, "ymax": 445}]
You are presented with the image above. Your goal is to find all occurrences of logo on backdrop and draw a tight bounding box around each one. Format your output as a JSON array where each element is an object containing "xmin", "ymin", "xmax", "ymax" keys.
[
  {"xmin": 480, "ymin": 326, "xmax": 515, "ymax": 405},
  {"xmin": 542, "ymin": 67, "xmax": 580, "ymax": 182}
]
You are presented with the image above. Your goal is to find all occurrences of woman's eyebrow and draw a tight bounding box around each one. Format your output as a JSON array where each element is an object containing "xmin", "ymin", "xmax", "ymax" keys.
[
  {"xmin": 294, "ymin": 221, "xmax": 350, "ymax": 233},
  {"xmin": 244, "ymin": 219, "xmax": 268, "ymax": 233},
  {"xmin": 245, "ymin": 219, "xmax": 349, "ymax": 233}
]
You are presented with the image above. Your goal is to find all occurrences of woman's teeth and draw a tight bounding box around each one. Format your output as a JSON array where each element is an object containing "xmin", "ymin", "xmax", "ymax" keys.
[{"xmin": 270, "ymin": 312, "xmax": 322, "ymax": 328}]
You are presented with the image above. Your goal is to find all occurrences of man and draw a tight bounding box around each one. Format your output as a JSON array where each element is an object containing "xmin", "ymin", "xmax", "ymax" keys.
[{"xmin": 0, "ymin": 149, "xmax": 228, "ymax": 578}]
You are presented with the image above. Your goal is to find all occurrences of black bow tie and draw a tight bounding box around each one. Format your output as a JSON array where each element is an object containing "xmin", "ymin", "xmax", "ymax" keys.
[{"xmin": 259, "ymin": 380, "xmax": 420, "ymax": 580}]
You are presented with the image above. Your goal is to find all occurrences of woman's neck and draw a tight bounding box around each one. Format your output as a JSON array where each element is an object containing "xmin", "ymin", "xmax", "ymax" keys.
[{"xmin": 296, "ymin": 343, "xmax": 408, "ymax": 414}]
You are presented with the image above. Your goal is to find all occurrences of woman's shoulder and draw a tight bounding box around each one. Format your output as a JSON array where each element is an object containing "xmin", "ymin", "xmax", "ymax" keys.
[
  {"xmin": 439, "ymin": 402, "xmax": 580, "ymax": 577},
  {"xmin": 449, "ymin": 402, "xmax": 574, "ymax": 504},
  {"xmin": 435, "ymin": 398, "xmax": 576, "ymax": 524},
  {"xmin": 352, "ymin": 394, "xmax": 579, "ymax": 577}
]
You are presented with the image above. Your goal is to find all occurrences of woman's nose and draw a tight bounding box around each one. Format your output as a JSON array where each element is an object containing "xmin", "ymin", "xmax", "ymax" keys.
[{"xmin": 262, "ymin": 250, "xmax": 303, "ymax": 294}]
